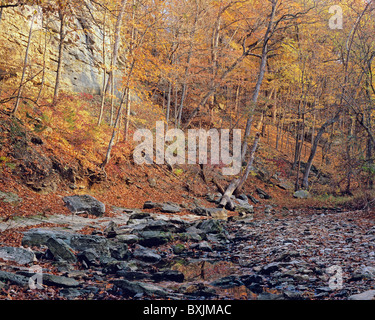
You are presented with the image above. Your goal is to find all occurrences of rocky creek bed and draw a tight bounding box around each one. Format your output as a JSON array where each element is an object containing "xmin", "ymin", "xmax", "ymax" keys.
[{"xmin": 0, "ymin": 199, "xmax": 374, "ymax": 300}]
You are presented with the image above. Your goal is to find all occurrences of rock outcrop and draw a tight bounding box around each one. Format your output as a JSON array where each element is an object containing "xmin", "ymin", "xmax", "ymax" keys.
[{"xmin": 0, "ymin": 2, "xmax": 110, "ymax": 95}]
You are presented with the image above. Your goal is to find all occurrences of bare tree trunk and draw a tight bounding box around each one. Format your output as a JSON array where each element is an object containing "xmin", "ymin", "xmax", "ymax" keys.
[
  {"xmin": 98, "ymin": 10, "xmax": 107, "ymax": 125},
  {"xmin": 36, "ymin": 16, "xmax": 49, "ymax": 105},
  {"xmin": 103, "ymin": 0, "xmax": 127, "ymax": 95},
  {"xmin": 13, "ymin": 13, "xmax": 36, "ymax": 114},
  {"xmin": 166, "ymin": 80, "xmax": 172, "ymax": 131},
  {"xmin": 177, "ymin": 5, "xmax": 199, "ymax": 128},
  {"xmin": 53, "ymin": 11, "xmax": 65, "ymax": 105},
  {"xmin": 101, "ymin": 86, "xmax": 127, "ymax": 168},
  {"xmin": 240, "ymin": 0, "xmax": 277, "ymax": 160},
  {"xmin": 124, "ymin": 87, "xmax": 131, "ymax": 141},
  {"xmin": 219, "ymin": 133, "xmax": 261, "ymax": 210},
  {"xmin": 302, "ymin": 111, "xmax": 340, "ymax": 189}
]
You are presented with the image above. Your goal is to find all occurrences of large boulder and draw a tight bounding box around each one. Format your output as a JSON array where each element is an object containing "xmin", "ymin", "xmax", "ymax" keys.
[
  {"xmin": 22, "ymin": 228, "xmax": 74, "ymax": 247},
  {"xmin": 46, "ymin": 237, "xmax": 77, "ymax": 263},
  {"xmin": 63, "ymin": 195, "xmax": 105, "ymax": 217}
]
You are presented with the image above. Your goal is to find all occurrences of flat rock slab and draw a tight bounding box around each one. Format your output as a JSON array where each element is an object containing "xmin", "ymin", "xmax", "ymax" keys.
[
  {"xmin": 17, "ymin": 271, "xmax": 80, "ymax": 288},
  {"xmin": 0, "ymin": 246, "xmax": 35, "ymax": 265},
  {"xmin": 0, "ymin": 270, "xmax": 29, "ymax": 288},
  {"xmin": 63, "ymin": 195, "xmax": 105, "ymax": 217},
  {"xmin": 143, "ymin": 201, "xmax": 181, "ymax": 213},
  {"xmin": 349, "ymin": 290, "xmax": 375, "ymax": 300},
  {"xmin": 112, "ymin": 279, "xmax": 168, "ymax": 298}
]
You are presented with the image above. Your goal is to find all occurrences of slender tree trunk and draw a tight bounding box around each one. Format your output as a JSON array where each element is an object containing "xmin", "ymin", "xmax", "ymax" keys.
[
  {"xmin": 13, "ymin": 13, "xmax": 35, "ymax": 115},
  {"xmin": 241, "ymin": 0, "xmax": 277, "ymax": 160},
  {"xmin": 53, "ymin": 11, "xmax": 65, "ymax": 105},
  {"xmin": 36, "ymin": 16, "xmax": 48, "ymax": 105},
  {"xmin": 98, "ymin": 10, "xmax": 107, "ymax": 125},
  {"xmin": 103, "ymin": 0, "xmax": 127, "ymax": 95},
  {"xmin": 302, "ymin": 111, "xmax": 340, "ymax": 189},
  {"xmin": 101, "ymin": 85, "xmax": 127, "ymax": 168},
  {"xmin": 219, "ymin": 133, "xmax": 261, "ymax": 209},
  {"xmin": 124, "ymin": 87, "xmax": 131, "ymax": 141},
  {"xmin": 177, "ymin": 5, "xmax": 199, "ymax": 128},
  {"xmin": 166, "ymin": 80, "xmax": 172, "ymax": 131}
]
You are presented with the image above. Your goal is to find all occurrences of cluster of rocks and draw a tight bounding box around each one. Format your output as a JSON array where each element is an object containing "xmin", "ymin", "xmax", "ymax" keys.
[
  {"xmin": 0, "ymin": 210, "xmax": 235, "ymax": 299},
  {"xmin": 0, "ymin": 196, "xmax": 374, "ymax": 300}
]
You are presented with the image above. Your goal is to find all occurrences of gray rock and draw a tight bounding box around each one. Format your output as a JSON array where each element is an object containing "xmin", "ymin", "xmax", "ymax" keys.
[
  {"xmin": 112, "ymin": 279, "xmax": 168, "ymax": 298},
  {"xmin": 0, "ymin": 246, "xmax": 35, "ymax": 265},
  {"xmin": 350, "ymin": 266, "xmax": 375, "ymax": 281},
  {"xmin": 42, "ymin": 273, "xmax": 80, "ymax": 288},
  {"xmin": 133, "ymin": 246, "xmax": 162, "ymax": 264},
  {"xmin": 349, "ymin": 290, "xmax": 375, "ymax": 300},
  {"xmin": 196, "ymin": 219, "xmax": 224, "ymax": 234},
  {"xmin": 22, "ymin": 228, "xmax": 111, "ymax": 258},
  {"xmin": 109, "ymin": 243, "xmax": 131, "ymax": 261},
  {"xmin": 63, "ymin": 194, "xmax": 105, "ymax": 217},
  {"xmin": 16, "ymin": 270, "xmax": 80, "ymax": 288},
  {"xmin": 181, "ymin": 228, "xmax": 203, "ymax": 242},
  {"xmin": 211, "ymin": 275, "xmax": 244, "ymax": 288},
  {"xmin": 137, "ymin": 230, "xmax": 173, "ymax": 247},
  {"xmin": 78, "ymin": 248, "xmax": 100, "ymax": 267},
  {"xmin": 293, "ymin": 190, "xmax": 311, "ymax": 199},
  {"xmin": 0, "ymin": 270, "xmax": 29, "ymax": 288},
  {"xmin": 138, "ymin": 220, "xmax": 182, "ymax": 233},
  {"xmin": 160, "ymin": 203, "xmax": 181, "ymax": 213},
  {"xmin": 102, "ymin": 261, "xmax": 130, "ymax": 274},
  {"xmin": 191, "ymin": 207, "xmax": 228, "ymax": 220},
  {"xmin": 59, "ymin": 288, "xmax": 83, "ymax": 299},
  {"xmin": 260, "ymin": 262, "xmax": 282, "ymax": 275},
  {"xmin": 233, "ymin": 198, "xmax": 254, "ymax": 215},
  {"xmin": 70, "ymin": 234, "xmax": 111, "ymax": 256},
  {"xmin": 46, "ymin": 237, "xmax": 77, "ymax": 263},
  {"xmin": 143, "ymin": 201, "xmax": 181, "ymax": 213},
  {"xmin": 190, "ymin": 241, "xmax": 212, "ymax": 252},
  {"xmin": 116, "ymin": 234, "xmax": 139, "ymax": 244},
  {"xmin": 22, "ymin": 228, "xmax": 74, "ymax": 247}
]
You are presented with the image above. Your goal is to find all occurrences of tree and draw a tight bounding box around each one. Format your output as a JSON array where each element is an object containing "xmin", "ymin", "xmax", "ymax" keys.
[{"xmin": 12, "ymin": 10, "xmax": 36, "ymax": 115}]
